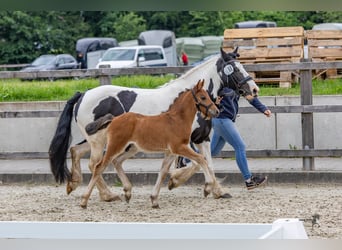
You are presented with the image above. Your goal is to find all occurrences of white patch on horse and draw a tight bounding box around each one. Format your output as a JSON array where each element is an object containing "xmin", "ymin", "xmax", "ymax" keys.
[{"xmin": 235, "ymin": 61, "xmax": 260, "ymax": 93}]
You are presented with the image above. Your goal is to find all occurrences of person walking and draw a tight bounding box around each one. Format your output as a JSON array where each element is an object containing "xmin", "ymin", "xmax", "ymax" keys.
[
  {"xmin": 210, "ymin": 86, "xmax": 271, "ymax": 190},
  {"xmin": 181, "ymin": 51, "xmax": 188, "ymax": 66}
]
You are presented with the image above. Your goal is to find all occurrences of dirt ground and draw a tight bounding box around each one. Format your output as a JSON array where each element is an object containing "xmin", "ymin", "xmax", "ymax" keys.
[{"xmin": 0, "ymin": 182, "xmax": 341, "ymax": 239}]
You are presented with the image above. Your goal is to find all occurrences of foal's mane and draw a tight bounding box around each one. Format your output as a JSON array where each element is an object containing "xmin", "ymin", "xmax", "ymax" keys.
[{"xmin": 162, "ymin": 87, "xmax": 195, "ymax": 114}]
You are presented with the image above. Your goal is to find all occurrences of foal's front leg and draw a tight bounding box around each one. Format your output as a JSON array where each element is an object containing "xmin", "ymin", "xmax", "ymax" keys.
[
  {"xmin": 171, "ymin": 145, "xmax": 214, "ymax": 197},
  {"xmin": 169, "ymin": 141, "xmax": 232, "ymax": 199},
  {"xmin": 150, "ymin": 154, "xmax": 176, "ymax": 208}
]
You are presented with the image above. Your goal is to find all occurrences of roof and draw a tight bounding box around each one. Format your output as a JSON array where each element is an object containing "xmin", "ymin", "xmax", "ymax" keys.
[
  {"xmin": 312, "ymin": 23, "xmax": 342, "ymax": 30},
  {"xmin": 234, "ymin": 21, "xmax": 277, "ymax": 29}
]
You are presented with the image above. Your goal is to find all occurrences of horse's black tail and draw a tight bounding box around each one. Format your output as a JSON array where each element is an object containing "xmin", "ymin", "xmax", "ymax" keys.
[{"xmin": 49, "ymin": 92, "xmax": 82, "ymax": 184}]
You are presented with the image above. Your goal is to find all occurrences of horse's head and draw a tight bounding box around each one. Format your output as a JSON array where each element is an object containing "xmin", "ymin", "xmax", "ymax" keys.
[
  {"xmin": 216, "ymin": 47, "xmax": 259, "ymax": 99},
  {"xmin": 191, "ymin": 79, "xmax": 220, "ymax": 120}
]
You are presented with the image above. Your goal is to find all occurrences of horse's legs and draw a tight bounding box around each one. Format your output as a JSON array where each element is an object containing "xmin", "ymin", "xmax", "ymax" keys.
[
  {"xmin": 80, "ymin": 155, "xmax": 113, "ymax": 208},
  {"xmin": 67, "ymin": 141, "xmax": 90, "ymax": 194},
  {"xmin": 150, "ymin": 154, "xmax": 176, "ymax": 209},
  {"xmin": 88, "ymin": 140, "xmax": 121, "ymax": 202},
  {"xmin": 111, "ymin": 145, "xmax": 139, "ymax": 203},
  {"xmin": 197, "ymin": 142, "xmax": 232, "ymax": 198},
  {"xmin": 168, "ymin": 142, "xmax": 205, "ymax": 189},
  {"xmin": 169, "ymin": 141, "xmax": 232, "ymax": 198},
  {"xmin": 171, "ymin": 145, "xmax": 214, "ymax": 197}
]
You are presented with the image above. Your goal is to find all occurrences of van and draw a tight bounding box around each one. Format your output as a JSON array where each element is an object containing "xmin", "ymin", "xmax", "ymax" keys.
[
  {"xmin": 138, "ymin": 30, "xmax": 178, "ymax": 66},
  {"xmin": 96, "ymin": 45, "xmax": 168, "ymax": 69},
  {"xmin": 76, "ymin": 37, "xmax": 118, "ymax": 69}
]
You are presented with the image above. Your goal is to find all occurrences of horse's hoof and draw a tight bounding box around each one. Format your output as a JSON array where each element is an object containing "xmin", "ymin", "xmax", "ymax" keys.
[
  {"xmin": 125, "ymin": 194, "xmax": 131, "ymax": 203},
  {"xmin": 66, "ymin": 181, "xmax": 79, "ymax": 195},
  {"xmin": 101, "ymin": 193, "xmax": 122, "ymax": 202},
  {"xmin": 66, "ymin": 185, "xmax": 73, "ymax": 195},
  {"xmin": 204, "ymin": 190, "xmax": 210, "ymax": 197},
  {"xmin": 152, "ymin": 204, "xmax": 160, "ymax": 209},
  {"xmin": 80, "ymin": 201, "xmax": 87, "ymax": 209},
  {"xmin": 218, "ymin": 193, "xmax": 233, "ymax": 199},
  {"xmin": 168, "ymin": 179, "xmax": 175, "ymax": 190}
]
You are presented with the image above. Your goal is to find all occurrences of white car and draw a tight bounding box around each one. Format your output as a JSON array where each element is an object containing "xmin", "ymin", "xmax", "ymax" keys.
[{"xmin": 96, "ymin": 45, "xmax": 168, "ymax": 68}]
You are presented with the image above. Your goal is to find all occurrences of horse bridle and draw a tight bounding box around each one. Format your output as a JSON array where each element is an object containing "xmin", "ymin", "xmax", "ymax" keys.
[
  {"xmin": 191, "ymin": 89, "xmax": 214, "ymax": 119},
  {"xmin": 218, "ymin": 59, "xmax": 252, "ymax": 97}
]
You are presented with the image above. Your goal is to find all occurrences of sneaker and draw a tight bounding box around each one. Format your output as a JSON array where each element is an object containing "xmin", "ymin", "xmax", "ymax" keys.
[
  {"xmin": 245, "ymin": 175, "xmax": 267, "ymax": 190},
  {"xmin": 176, "ymin": 156, "xmax": 187, "ymax": 168}
]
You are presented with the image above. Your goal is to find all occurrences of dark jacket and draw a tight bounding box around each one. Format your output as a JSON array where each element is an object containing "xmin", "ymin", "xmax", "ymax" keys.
[{"xmin": 216, "ymin": 87, "xmax": 268, "ymax": 122}]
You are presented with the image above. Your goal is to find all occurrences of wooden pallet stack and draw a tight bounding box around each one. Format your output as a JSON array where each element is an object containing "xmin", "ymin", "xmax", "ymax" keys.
[
  {"xmin": 306, "ymin": 29, "xmax": 342, "ymax": 79},
  {"xmin": 222, "ymin": 26, "xmax": 305, "ymax": 87}
]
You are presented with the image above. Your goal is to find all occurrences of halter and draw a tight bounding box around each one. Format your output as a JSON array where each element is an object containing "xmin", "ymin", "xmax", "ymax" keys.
[
  {"xmin": 191, "ymin": 89, "xmax": 214, "ymax": 119},
  {"xmin": 217, "ymin": 59, "xmax": 252, "ymax": 97}
]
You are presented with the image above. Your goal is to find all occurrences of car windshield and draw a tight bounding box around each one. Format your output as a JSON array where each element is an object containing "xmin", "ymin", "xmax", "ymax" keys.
[
  {"xmin": 102, "ymin": 49, "xmax": 136, "ymax": 61},
  {"xmin": 31, "ymin": 55, "xmax": 56, "ymax": 66}
]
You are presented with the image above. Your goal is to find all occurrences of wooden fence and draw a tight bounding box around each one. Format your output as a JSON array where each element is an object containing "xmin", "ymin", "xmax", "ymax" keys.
[
  {"xmin": 222, "ymin": 26, "xmax": 305, "ymax": 87},
  {"xmin": 1, "ymin": 61, "xmax": 342, "ymax": 170}
]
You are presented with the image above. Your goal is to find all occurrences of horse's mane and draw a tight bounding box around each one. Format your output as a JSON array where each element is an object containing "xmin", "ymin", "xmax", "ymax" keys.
[{"xmin": 158, "ymin": 56, "xmax": 219, "ymax": 88}]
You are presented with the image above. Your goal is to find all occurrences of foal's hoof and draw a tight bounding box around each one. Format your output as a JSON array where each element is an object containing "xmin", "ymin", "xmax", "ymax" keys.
[
  {"xmin": 168, "ymin": 181, "xmax": 174, "ymax": 190},
  {"xmin": 124, "ymin": 194, "xmax": 131, "ymax": 203},
  {"xmin": 80, "ymin": 200, "xmax": 88, "ymax": 209},
  {"xmin": 168, "ymin": 178, "xmax": 179, "ymax": 190},
  {"xmin": 204, "ymin": 189, "xmax": 210, "ymax": 197},
  {"xmin": 101, "ymin": 193, "xmax": 123, "ymax": 202},
  {"xmin": 218, "ymin": 193, "xmax": 233, "ymax": 199}
]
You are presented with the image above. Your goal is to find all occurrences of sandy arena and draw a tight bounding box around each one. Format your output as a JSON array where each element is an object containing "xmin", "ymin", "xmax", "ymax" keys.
[{"xmin": 0, "ymin": 182, "xmax": 341, "ymax": 239}]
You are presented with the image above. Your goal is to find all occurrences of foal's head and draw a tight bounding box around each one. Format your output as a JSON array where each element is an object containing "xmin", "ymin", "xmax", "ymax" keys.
[{"xmin": 190, "ymin": 79, "xmax": 220, "ymax": 120}]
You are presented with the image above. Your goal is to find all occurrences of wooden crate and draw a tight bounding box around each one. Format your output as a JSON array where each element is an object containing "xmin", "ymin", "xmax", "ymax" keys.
[
  {"xmin": 306, "ymin": 30, "xmax": 342, "ymax": 79},
  {"xmin": 222, "ymin": 26, "xmax": 305, "ymax": 87}
]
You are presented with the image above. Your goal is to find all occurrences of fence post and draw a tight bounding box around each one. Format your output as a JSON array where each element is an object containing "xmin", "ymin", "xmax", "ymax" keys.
[
  {"xmin": 300, "ymin": 58, "xmax": 315, "ymax": 170},
  {"xmin": 99, "ymin": 75, "xmax": 112, "ymax": 85}
]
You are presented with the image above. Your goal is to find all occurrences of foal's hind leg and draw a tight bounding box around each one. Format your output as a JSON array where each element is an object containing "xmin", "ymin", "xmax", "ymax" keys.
[
  {"xmin": 67, "ymin": 141, "xmax": 89, "ymax": 194},
  {"xmin": 81, "ymin": 156, "xmax": 113, "ymax": 208},
  {"xmin": 88, "ymin": 141, "xmax": 121, "ymax": 202},
  {"xmin": 111, "ymin": 145, "xmax": 139, "ymax": 203},
  {"xmin": 150, "ymin": 154, "xmax": 175, "ymax": 209}
]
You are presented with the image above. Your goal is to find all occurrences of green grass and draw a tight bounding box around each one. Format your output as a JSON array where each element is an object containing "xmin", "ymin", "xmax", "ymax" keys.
[
  {"xmin": 259, "ymin": 79, "xmax": 342, "ymax": 96},
  {"xmin": 0, "ymin": 75, "xmax": 175, "ymax": 102},
  {"xmin": 1, "ymin": 76, "xmax": 342, "ymax": 102}
]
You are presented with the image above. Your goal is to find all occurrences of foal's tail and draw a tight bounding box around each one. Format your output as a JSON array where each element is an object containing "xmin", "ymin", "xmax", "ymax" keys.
[{"xmin": 49, "ymin": 92, "xmax": 83, "ymax": 184}]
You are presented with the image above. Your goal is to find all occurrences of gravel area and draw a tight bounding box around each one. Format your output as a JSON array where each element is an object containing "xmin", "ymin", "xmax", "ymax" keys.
[{"xmin": 0, "ymin": 183, "xmax": 341, "ymax": 239}]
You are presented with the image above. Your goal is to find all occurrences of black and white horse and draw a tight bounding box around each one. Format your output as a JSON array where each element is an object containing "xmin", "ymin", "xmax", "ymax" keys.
[{"xmin": 49, "ymin": 47, "xmax": 259, "ymax": 201}]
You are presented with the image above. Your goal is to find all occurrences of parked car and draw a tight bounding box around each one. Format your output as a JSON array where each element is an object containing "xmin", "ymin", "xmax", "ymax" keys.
[
  {"xmin": 21, "ymin": 54, "xmax": 79, "ymax": 72},
  {"xmin": 96, "ymin": 45, "xmax": 168, "ymax": 69},
  {"xmin": 20, "ymin": 54, "xmax": 79, "ymax": 80}
]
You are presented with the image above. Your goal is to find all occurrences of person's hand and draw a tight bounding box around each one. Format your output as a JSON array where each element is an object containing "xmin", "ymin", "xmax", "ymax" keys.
[
  {"xmin": 215, "ymin": 96, "xmax": 223, "ymax": 105},
  {"xmin": 264, "ymin": 109, "xmax": 272, "ymax": 117}
]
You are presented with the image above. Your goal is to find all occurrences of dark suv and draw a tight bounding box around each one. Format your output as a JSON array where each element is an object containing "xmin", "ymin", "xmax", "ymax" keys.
[
  {"xmin": 21, "ymin": 54, "xmax": 79, "ymax": 72},
  {"xmin": 20, "ymin": 54, "xmax": 79, "ymax": 81}
]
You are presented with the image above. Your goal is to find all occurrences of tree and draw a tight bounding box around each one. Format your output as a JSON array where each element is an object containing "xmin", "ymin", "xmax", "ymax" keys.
[
  {"xmin": 113, "ymin": 12, "xmax": 146, "ymax": 41},
  {"xmin": 0, "ymin": 11, "xmax": 90, "ymax": 64}
]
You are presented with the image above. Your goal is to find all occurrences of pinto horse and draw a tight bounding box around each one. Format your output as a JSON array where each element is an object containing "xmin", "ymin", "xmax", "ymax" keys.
[
  {"xmin": 80, "ymin": 79, "xmax": 219, "ymax": 208},
  {"xmin": 49, "ymin": 47, "xmax": 259, "ymax": 202}
]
